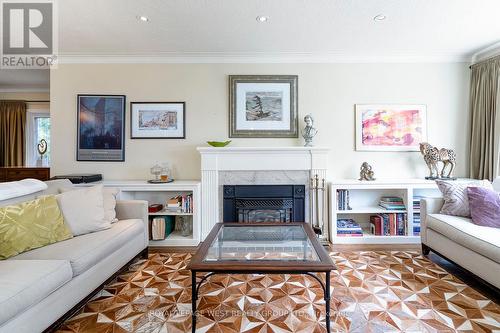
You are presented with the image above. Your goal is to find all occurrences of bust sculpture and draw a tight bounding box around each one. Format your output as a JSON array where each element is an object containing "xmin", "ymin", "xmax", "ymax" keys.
[{"xmin": 302, "ymin": 114, "xmax": 318, "ymax": 147}]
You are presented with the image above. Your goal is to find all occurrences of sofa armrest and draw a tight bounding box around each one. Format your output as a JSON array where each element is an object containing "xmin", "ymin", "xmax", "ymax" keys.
[
  {"xmin": 420, "ymin": 198, "xmax": 444, "ymax": 245},
  {"xmin": 115, "ymin": 200, "xmax": 148, "ymax": 248}
]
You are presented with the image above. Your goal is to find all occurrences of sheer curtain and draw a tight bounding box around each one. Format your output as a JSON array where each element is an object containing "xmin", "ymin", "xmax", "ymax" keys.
[
  {"xmin": 469, "ymin": 56, "xmax": 500, "ymax": 180},
  {"xmin": 0, "ymin": 101, "xmax": 27, "ymax": 167}
]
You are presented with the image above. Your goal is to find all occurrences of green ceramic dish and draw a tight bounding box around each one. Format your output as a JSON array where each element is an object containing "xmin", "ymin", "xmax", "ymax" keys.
[{"xmin": 207, "ymin": 140, "xmax": 232, "ymax": 147}]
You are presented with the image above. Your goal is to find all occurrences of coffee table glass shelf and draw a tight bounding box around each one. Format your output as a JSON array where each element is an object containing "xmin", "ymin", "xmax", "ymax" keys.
[{"xmin": 188, "ymin": 222, "xmax": 336, "ymax": 333}]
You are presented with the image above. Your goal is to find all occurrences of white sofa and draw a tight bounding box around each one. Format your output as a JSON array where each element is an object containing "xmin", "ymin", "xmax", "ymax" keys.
[
  {"xmin": 0, "ymin": 179, "xmax": 149, "ymax": 333},
  {"xmin": 420, "ymin": 178, "xmax": 500, "ymax": 289}
]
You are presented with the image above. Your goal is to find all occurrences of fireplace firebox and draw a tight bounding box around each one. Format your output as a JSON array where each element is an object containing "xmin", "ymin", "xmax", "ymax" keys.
[{"xmin": 223, "ymin": 185, "xmax": 305, "ymax": 223}]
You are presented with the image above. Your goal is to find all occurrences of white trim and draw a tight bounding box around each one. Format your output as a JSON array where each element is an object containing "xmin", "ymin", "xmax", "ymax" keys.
[
  {"xmin": 57, "ymin": 52, "xmax": 471, "ymax": 64},
  {"xmin": 471, "ymin": 41, "xmax": 500, "ymax": 64}
]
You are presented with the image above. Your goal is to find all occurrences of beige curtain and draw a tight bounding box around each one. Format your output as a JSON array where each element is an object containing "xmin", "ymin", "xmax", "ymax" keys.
[
  {"xmin": 469, "ymin": 56, "xmax": 500, "ymax": 180},
  {"xmin": 0, "ymin": 101, "xmax": 27, "ymax": 167}
]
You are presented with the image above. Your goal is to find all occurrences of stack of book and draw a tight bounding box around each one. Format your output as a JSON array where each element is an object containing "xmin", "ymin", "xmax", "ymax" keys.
[
  {"xmin": 413, "ymin": 196, "xmax": 422, "ymax": 211},
  {"xmin": 413, "ymin": 213, "xmax": 421, "ymax": 236},
  {"xmin": 379, "ymin": 196, "xmax": 406, "ymax": 210},
  {"xmin": 337, "ymin": 219, "xmax": 363, "ymax": 237},
  {"xmin": 337, "ymin": 189, "xmax": 351, "ymax": 210},
  {"xmin": 166, "ymin": 194, "xmax": 193, "ymax": 213},
  {"xmin": 369, "ymin": 213, "xmax": 407, "ymax": 236}
]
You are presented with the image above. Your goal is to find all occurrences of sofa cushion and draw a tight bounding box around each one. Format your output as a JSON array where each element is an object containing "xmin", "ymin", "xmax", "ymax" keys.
[
  {"xmin": 0, "ymin": 260, "xmax": 72, "ymax": 325},
  {"xmin": 467, "ymin": 186, "xmax": 500, "ymax": 228},
  {"xmin": 427, "ymin": 213, "xmax": 500, "ymax": 263},
  {"xmin": 10, "ymin": 219, "xmax": 143, "ymax": 276},
  {"xmin": 436, "ymin": 179, "xmax": 493, "ymax": 217},
  {"xmin": 0, "ymin": 195, "xmax": 73, "ymax": 259},
  {"xmin": 56, "ymin": 185, "xmax": 109, "ymax": 236}
]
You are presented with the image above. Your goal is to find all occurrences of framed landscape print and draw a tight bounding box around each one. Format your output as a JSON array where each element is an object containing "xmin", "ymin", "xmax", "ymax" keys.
[
  {"xmin": 355, "ymin": 104, "xmax": 427, "ymax": 151},
  {"xmin": 130, "ymin": 102, "xmax": 185, "ymax": 139},
  {"xmin": 77, "ymin": 94, "xmax": 126, "ymax": 161},
  {"xmin": 229, "ymin": 75, "xmax": 298, "ymax": 138}
]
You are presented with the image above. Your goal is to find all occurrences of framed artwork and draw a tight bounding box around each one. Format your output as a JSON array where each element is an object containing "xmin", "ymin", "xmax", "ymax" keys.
[
  {"xmin": 77, "ymin": 94, "xmax": 126, "ymax": 161},
  {"xmin": 229, "ymin": 75, "xmax": 298, "ymax": 138},
  {"xmin": 130, "ymin": 102, "xmax": 185, "ymax": 139},
  {"xmin": 355, "ymin": 104, "xmax": 427, "ymax": 151}
]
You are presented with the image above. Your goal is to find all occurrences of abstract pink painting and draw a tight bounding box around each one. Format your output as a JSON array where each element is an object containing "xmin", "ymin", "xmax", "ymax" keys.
[{"xmin": 355, "ymin": 104, "xmax": 427, "ymax": 151}]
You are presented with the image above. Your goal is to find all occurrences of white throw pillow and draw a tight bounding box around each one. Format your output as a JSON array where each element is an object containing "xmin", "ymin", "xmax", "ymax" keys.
[
  {"xmin": 56, "ymin": 185, "xmax": 109, "ymax": 236},
  {"xmin": 436, "ymin": 179, "xmax": 493, "ymax": 217},
  {"xmin": 59, "ymin": 186, "xmax": 119, "ymax": 224},
  {"xmin": 103, "ymin": 188, "xmax": 119, "ymax": 223}
]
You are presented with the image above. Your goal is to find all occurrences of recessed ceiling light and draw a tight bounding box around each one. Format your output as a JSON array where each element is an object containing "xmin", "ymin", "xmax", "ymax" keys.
[
  {"xmin": 256, "ymin": 15, "xmax": 269, "ymax": 23},
  {"xmin": 137, "ymin": 15, "xmax": 150, "ymax": 22},
  {"xmin": 373, "ymin": 14, "xmax": 386, "ymax": 22}
]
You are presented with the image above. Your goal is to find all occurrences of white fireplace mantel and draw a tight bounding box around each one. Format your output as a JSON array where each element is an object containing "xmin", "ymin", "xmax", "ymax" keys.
[{"xmin": 197, "ymin": 147, "xmax": 330, "ymax": 239}]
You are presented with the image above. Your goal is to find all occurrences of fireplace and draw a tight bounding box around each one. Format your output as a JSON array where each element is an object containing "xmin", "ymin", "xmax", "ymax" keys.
[{"xmin": 223, "ymin": 185, "xmax": 305, "ymax": 223}]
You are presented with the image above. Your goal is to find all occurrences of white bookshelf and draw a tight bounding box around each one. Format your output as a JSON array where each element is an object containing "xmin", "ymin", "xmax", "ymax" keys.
[
  {"xmin": 76, "ymin": 180, "xmax": 201, "ymax": 247},
  {"xmin": 330, "ymin": 179, "xmax": 440, "ymax": 244}
]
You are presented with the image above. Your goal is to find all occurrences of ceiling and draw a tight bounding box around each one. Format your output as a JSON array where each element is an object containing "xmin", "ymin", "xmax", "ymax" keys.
[
  {"xmin": 57, "ymin": 0, "xmax": 500, "ymax": 62},
  {"xmin": 2, "ymin": 0, "xmax": 500, "ymax": 90}
]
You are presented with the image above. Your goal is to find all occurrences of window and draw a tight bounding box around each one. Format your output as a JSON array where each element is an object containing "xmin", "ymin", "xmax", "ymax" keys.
[{"xmin": 26, "ymin": 111, "xmax": 51, "ymax": 166}]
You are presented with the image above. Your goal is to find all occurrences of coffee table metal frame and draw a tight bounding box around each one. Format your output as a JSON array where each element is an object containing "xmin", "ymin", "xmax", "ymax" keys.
[{"xmin": 187, "ymin": 222, "xmax": 336, "ymax": 333}]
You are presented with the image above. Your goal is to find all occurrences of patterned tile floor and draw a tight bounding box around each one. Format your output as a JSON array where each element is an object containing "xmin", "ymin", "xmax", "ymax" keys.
[{"xmin": 57, "ymin": 251, "xmax": 500, "ymax": 333}]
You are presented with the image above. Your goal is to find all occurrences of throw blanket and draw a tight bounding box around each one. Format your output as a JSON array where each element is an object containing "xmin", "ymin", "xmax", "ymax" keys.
[{"xmin": 0, "ymin": 179, "xmax": 48, "ymax": 201}]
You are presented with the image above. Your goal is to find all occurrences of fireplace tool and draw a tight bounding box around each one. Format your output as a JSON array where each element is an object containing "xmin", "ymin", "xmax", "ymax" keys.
[{"xmin": 311, "ymin": 174, "xmax": 328, "ymax": 244}]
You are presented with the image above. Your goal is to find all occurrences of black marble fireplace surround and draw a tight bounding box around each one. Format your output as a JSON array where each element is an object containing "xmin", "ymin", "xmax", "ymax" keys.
[{"xmin": 223, "ymin": 185, "xmax": 305, "ymax": 223}]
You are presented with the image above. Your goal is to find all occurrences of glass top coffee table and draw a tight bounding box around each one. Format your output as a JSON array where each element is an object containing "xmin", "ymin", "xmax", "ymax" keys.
[{"xmin": 188, "ymin": 222, "xmax": 336, "ymax": 332}]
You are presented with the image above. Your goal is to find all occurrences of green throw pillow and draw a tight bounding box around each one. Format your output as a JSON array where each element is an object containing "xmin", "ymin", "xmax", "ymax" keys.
[{"xmin": 0, "ymin": 195, "xmax": 73, "ymax": 259}]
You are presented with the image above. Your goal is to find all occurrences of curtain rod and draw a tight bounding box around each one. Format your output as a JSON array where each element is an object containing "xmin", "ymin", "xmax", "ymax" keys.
[{"xmin": 25, "ymin": 100, "xmax": 50, "ymax": 103}]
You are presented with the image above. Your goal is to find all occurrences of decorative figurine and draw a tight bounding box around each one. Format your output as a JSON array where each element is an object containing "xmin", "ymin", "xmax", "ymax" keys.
[
  {"xmin": 36, "ymin": 139, "xmax": 48, "ymax": 166},
  {"xmin": 359, "ymin": 162, "xmax": 376, "ymax": 181},
  {"xmin": 302, "ymin": 114, "xmax": 318, "ymax": 147},
  {"xmin": 419, "ymin": 142, "xmax": 457, "ymax": 179}
]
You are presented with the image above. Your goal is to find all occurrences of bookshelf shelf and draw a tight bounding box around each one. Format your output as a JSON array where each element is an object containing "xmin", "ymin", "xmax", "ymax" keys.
[
  {"xmin": 76, "ymin": 180, "xmax": 200, "ymax": 247},
  {"xmin": 330, "ymin": 179, "xmax": 440, "ymax": 244},
  {"xmin": 338, "ymin": 207, "xmax": 407, "ymax": 214},
  {"xmin": 149, "ymin": 210, "xmax": 194, "ymax": 216}
]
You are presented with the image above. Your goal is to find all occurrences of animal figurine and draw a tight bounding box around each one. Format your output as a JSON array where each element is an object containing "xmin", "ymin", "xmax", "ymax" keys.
[
  {"xmin": 302, "ymin": 114, "xmax": 318, "ymax": 147},
  {"xmin": 37, "ymin": 139, "xmax": 47, "ymax": 157},
  {"xmin": 419, "ymin": 142, "xmax": 457, "ymax": 179},
  {"xmin": 359, "ymin": 162, "xmax": 376, "ymax": 181}
]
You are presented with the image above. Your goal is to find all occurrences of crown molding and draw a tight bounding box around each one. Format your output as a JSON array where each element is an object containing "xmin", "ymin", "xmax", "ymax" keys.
[
  {"xmin": 471, "ymin": 41, "xmax": 500, "ymax": 64},
  {"xmin": 0, "ymin": 87, "xmax": 49, "ymax": 93},
  {"xmin": 57, "ymin": 52, "xmax": 471, "ymax": 64}
]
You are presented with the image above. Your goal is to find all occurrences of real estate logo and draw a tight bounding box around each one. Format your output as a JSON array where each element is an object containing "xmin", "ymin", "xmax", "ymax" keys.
[{"xmin": 1, "ymin": 0, "xmax": 57, "ymax": 69}]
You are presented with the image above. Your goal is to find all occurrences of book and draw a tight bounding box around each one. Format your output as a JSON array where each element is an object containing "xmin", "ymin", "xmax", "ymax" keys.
[
  {"xmin": 337, "ymin": 189, "xmax": 351, "ymax": 210},
  {"xmin": 337, "ymin": 219, "xmax": 363, "ymax": 236},
  {"xmin": 379, "ymin": 196, "xmax": 406, "ymax": 210},
  {"xmin": 370, "ymin": 215, "xmax": 382, "ymax": 235}
]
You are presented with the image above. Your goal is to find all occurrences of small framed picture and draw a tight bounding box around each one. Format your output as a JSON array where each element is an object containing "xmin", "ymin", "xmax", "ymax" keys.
[
  {"xmin": 229, "ymin": 75, "xmax": 298, "ymax": 138},
  {"xmin": 77, "ymin": 94, "xmax": 126, "ymax": 161},
  {"xmin": 130, "ymin": 102, "xmax": 186, "ymax": 139},
  {"xmin": 355, "ymin": 104, "xmax": 427, "ymax": 151}
]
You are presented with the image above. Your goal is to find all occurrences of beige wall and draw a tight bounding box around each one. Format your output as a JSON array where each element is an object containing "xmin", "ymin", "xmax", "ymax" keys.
[{"xmin": 50, "ymin": 63, "xmax": 470, "ymax": 180}]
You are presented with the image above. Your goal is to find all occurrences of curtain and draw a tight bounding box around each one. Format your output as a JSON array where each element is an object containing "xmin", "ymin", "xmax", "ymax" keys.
[
  {"xmin": 469, "ymin": 56, "xmax": 500, "ymax": 180},
  {"xmin": 0, "ymin": 101, "xmax": 27, "ymax": 167}
]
